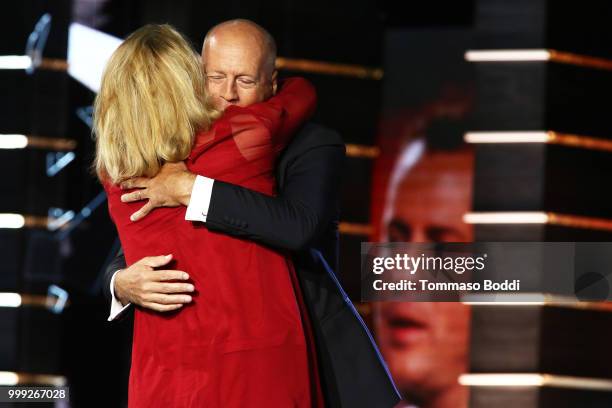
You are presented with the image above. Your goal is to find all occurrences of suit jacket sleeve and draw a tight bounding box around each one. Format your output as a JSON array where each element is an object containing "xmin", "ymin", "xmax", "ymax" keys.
[
  {"xmin": 205, "ymin": 140, "xmax": 344, "ymax": 251},
  {"xmin": 102, "ymin": 246, "xmax": 127, "ymax": 303}
]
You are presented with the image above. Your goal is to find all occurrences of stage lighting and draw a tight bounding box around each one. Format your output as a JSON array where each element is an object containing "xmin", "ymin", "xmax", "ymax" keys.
[
  {"xmin": 67, "ymin": 23, "xmax": 121, "ymax": 92},
  {"xmin": 0, "ymin": 214, "xmax": 26, "ymax": 229},
  {"xmin": 0, "ymin": 135, "xmax": 76, "ymax": 150},
  {"xmin": 460, "ymin": 373, "xmax": 612, "ymax": 391},
  {"xmin": 465, "ymin": 131, "xmax": 550, "ymax": 143},
  {"xmin": 0, "ymin": 372, "xmax": 19, "ymax": 386},
  {"xmin": 0, "ymin": 56, "xmax": 32, "ymax": 70},
  {"xmin": 0, "ymin": 293, "xmax": 21, "ymax": 308},
  {"xmin": 463, "ymin": 212, "xmax": 549, "ymax": 224},
  {"xmin": 0, "ymin": 214, "xmax": 49, "ymax": 229},
  {"xmin": 465, "ymin": 49, "xmax": 551, "ymax": 62},
  {"xmin": 0, "ymin": 134, "xmax": 28, "ymax": 149},
  {"xmin": 0, "ymin": 14, "xmax": 67, "ymax": 72},
  {"xmin": 0, "ymin": 372, "xmax": 66, "ymax": 386},
  {"xmin": 465, "ymin": 131, "xmax": 612, "ymax": 153}
]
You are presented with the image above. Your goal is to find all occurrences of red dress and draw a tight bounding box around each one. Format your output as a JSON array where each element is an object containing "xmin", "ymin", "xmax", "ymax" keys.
[{"xmin": 104, "ymin": 78, "xmax": 324, "ymax": 407}]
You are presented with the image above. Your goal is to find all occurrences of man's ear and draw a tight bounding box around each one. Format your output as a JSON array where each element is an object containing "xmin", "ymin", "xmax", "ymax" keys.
[{"xmin": 271, "ymin": 70, "xmax": 278, "ymax": 95}]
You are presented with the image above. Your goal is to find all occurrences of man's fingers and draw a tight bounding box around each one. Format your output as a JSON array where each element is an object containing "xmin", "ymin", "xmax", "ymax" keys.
[
  {"xmin": 141, "ymin": 302, "xmax": 184, "ymax": 313},
  {"xmin": 121, "ymin": 177, "xmax": 150, "ymax": 190},
  {"xmin": 139, "ymin": 254, "xmax": 174, "ymax": 268},
  {"xmin": 155, "ymin": 269, "xmax": 190, "ymax": 281},
  {"xmin": 149, "ymin": 281, "xmax": 195, "ymax": 294},
  {"xmin": 145, "ymin": 293, "xmax": 192, "ymax": 305},
  {"xmin": 130, "ymin": 202, "xmax": 155, "ymax": 222},
  {"xmin": 121, "ymin": 189, "xmax": 148, "ymax": 203}
]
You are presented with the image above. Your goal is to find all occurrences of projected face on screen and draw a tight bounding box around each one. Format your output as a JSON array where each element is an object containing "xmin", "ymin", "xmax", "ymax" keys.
[
  {"xmin": 373, "ymin": 145, "xmax": 473, "ymax": 408},
  {"xmin": 387, "ymin": 149, "xmax": 473, "ymax": 243}
]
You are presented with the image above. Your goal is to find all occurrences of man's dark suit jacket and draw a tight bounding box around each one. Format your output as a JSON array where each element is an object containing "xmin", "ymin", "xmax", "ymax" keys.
[{"xmin": 103, "ymin": 123, "xmax": 401, "ymax": 407}]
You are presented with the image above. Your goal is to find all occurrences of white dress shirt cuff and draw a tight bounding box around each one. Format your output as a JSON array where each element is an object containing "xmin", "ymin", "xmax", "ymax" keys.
[
  {"xmin": 108, "ymin": 270, "xmax": 131, "ymax": 321},
  {"xmin": 185, "ymin": 175, "xmax": 215, "ymax": 222}
]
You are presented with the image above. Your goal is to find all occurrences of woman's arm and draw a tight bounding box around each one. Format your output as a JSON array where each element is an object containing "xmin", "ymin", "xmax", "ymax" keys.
[
  {"xmin": 261, "ymin": 77, "xmax": 317, "ymax": 149},
  {"xmin": 189, "ymin": 77, "xmax": 316, "ymax": 162},
  {"xmin": 222, "ymin": 77, "xmax": 316, "ymax": 149}
]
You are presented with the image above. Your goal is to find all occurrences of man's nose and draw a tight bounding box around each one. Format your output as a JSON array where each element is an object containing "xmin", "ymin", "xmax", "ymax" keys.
[{"xmin": 222, "ymin": 81, "xmax": 238, "ymax": 102}]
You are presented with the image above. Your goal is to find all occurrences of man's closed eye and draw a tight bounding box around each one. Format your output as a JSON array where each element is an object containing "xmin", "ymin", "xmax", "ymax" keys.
[
  {"xmin": 207, "ymin": 75, "xmax": 225, "ymax": 82},
  {"xmin": 237, "ymin": 78, "xmax": 256, "ymax": 88}
]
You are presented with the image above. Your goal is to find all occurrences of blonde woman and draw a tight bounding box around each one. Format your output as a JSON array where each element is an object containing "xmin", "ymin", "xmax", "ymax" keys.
[{"xmin": 94, "ymin": 24, "xmax": 322, "ymax": 407}]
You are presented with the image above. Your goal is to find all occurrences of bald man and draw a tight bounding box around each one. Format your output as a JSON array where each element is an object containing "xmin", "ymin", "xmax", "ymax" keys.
[{"xmin": 101, "ymin": 20, "xmax": 400, "ymax": 407}]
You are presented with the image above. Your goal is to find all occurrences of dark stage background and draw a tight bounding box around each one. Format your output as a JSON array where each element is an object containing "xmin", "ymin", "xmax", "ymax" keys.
[{"xmin": 3, "ymin": 1, "xmax": 612, "ymax": 407}]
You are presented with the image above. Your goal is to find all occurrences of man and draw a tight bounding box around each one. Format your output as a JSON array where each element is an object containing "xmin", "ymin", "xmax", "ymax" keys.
[
  {"xmin": 102, "ymin": 19, "xmax": 400, "ymax": 407},
  {"xmin": 373, "ymin": 139, "xmax": 474, "ymax": 408}
]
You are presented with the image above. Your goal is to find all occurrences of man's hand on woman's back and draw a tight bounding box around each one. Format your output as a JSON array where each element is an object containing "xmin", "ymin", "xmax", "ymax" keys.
[
  {"xmin": 120, "ymin": 162, "xmax": 196, "ymax": 222},
  {"xmin": 114, "ymin": 254, "xmax": 195, "ymax": 312}
]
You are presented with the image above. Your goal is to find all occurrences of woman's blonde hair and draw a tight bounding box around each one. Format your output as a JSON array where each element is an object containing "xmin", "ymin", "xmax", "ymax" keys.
[{"xmin": 94, "ymin": 24, "xmax": 217, "ymax": 183}]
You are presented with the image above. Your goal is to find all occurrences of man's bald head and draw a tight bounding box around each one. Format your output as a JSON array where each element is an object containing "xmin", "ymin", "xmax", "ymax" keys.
[
  {"xmin": 203, "ymin": 19, "xmax": 276, "ymax": 76},
  {"xmin": 201, "ymin": 19, "xmax": 278, "ymax": 111}
]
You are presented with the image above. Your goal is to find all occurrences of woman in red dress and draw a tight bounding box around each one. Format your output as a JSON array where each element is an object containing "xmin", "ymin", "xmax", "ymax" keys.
[{"xmin": 94, "ymin": 24, "xmax": 323, "ymax": 407}]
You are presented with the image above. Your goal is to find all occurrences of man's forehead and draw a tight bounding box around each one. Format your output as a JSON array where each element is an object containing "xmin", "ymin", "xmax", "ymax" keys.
[
  {"xmin": 204, "ymin": 31, "xmax": 264, "ymax": 57},
  {"xmin": 203, "ymin": 41, "xmax": 263, "ymax": 72},
  {"xmin": 392, "ymin": 161, "xmax": 472, "ymax": 221}
]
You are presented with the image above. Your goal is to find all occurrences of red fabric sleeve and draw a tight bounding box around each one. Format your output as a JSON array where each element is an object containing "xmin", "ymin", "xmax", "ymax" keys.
[
  {"xmin": 259, "ymin": 77, "xmax": 317, "ymax": 150},
  {"xmin": 189, "ymin": 77, "xmax": 317, "ymax": 162}
]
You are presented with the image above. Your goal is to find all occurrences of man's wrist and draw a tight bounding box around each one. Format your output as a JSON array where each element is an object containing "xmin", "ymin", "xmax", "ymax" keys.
[
  {"xmin": 178, "ymin": 171, "xmax": 197, "ymax": 206},
  {"xmin": 113, "ymin": 269, "xmax": 129, "ymax": 305},
  {"xmin": 185, "ymin": 176, "xmax": 215, "ymax": 222},
  {"xmin": 109, "ymin": 269, "xmax": 131, "ymax": 321}
]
